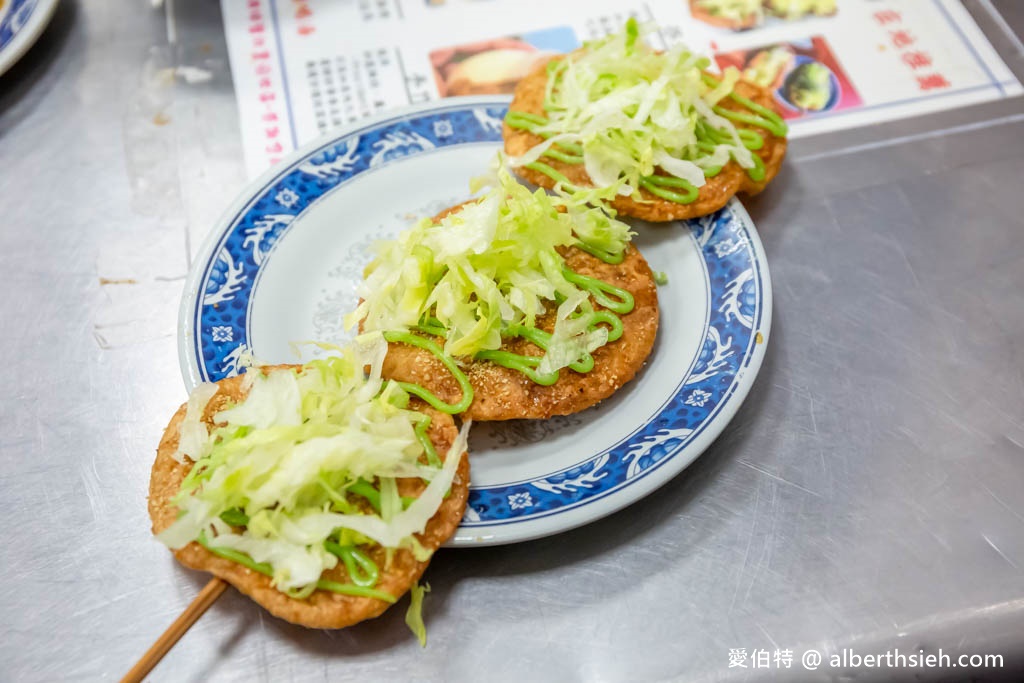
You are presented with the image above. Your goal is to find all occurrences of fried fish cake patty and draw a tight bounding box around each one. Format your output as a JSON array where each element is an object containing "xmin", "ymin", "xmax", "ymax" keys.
[
  {"xmin": 503, "ymin": 56, "xmax": 788, "ymax": 222},
  {"xmin": 148, "ymin": 366, "xmax": 469, "ymax": 630},
  {"xmin": 377, "ymin": 207, "xmax": 659, "ymax": 421}
]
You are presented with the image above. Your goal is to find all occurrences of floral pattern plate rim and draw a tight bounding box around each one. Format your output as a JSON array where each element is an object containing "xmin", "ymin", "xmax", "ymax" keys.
[
  {"xmin": 179, "ymin": 96, "xmax": 772, "ymax": 547},
  {"xmin": 0, "ymin": 0, "xmax": 59, "ymax": 78}
]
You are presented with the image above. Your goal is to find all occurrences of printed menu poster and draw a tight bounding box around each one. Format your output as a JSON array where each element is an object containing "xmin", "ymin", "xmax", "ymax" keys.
[{"xmin": 222, "ymin": 0, "xmax": 1022, "ymax": 178}]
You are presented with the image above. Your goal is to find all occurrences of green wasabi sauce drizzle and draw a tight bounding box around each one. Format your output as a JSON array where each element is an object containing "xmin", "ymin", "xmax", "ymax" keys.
[
  {"xmin": 346, "ymin": 478, "xmax": 384, "ymax": 512},
  {"xmin": 399, "ymin": 260, "xmax": 635, "ymax": 387},
  {"xmin": 702, "ymin": 73, "xmax": 788, "ymax": 138},
  {"xmin": 381, "ymin": 330, "xmax": 474, "ymax": 414},
  {"xmin": 639, "ymin": 175, "xmax": 700, "ymax": 204},
  {"xmin": 505, "ymin": 69, "xmax": 788, "ymax": 205},
  {"xmin": 561, "ymin": 268, "xmax": 635, "ymax": 315},
  {"xmin": 523, "ymin": 160, "xmax": 579, "ymax": 191},
  {"xmin": 412, "ymin": 414, "xmax": 442, "ymax": 468},
  {"xmin": 197, "ymin": 532, "xmax": 397, "ymax": 602},
  {"xmin": 474, "ymin": 349, "xmax": 560, "ymax": 386},
  {"xmin": 471, "ymin": 264, "xmax": 633, "ymax": 382},
  {"xmin": 473, "ymin": 309, "xmax": 627, "ymax": 381},
  {"xmin": 325, "ymin": 542, "xmax": 380, "ymax": 588},
  {"xmin": 574, "ymin": 240, "xmax": 625, "ymax": 265}
]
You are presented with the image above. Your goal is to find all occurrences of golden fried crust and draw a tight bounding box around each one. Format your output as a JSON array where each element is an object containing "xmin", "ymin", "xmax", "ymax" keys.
[
  {"xmin": 503, "ymin": 56, "xmax": 788, "ymax": 221},
  {"xmin": 148, "ymin": 366, "xmax": 469, "ymax": 630},
  {"xmin": 378, "ymin": 208, "xmax": 659, "ymax": 421}
]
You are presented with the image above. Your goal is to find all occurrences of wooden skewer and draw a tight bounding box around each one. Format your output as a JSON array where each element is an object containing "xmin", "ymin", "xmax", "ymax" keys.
[{"xmin": 121, "ymin": 577, "xmax": 228, "ymax": 683}]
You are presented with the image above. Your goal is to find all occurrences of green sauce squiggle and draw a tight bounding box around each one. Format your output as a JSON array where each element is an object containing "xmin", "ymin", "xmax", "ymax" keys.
[
  {"xmin": 574, "ymin": 240, "xmax": 625, "ymax": 264},
  {"xmin": 381, "ymin": 331, "xmax": 473, "ymax": 414},
  {"xmin": 639, "ymin": 176, "xmax": 699, "ymax": 204},
  {"xmin": 503, "ymin": 323, "xmax": 595, "ymax": 374},
  {"xmin": 702, "ymin": 73, "xmax": 788, "ymax": 138},
  {"xmin": 562, "ymin": 268, "xmax": 635, "ymax": 314},
  {"xmin": 196, "ymin": 532, "xmax": 398, "ymax": 602},
  {"xmin": 325, "ymin": 542, "xmax": 380, "ymax": 588},
  {"xmin": 412, "ymin": 414, "xmax": 441, "ymax": 468},
  {"xmin": 523, "ymin": 161, "xmax": 579, "ymax": 191},
  {"xmin": 475, "ymin": 350, "xmax": 560, "ymax": 386},
  {"xmin": 543, "ymin": 147, "xmax": 585, "ymax": 164},
  {"xmin": 346, "ymin": 478, "xmax": 383, "ymax": 512},
  {"xmin": 471, "ymin": 266, "xmax": 634, "ymax": 380},
  {"xmin": 401, "ymin": 261, "xmax": 635, "ymax": 386}
]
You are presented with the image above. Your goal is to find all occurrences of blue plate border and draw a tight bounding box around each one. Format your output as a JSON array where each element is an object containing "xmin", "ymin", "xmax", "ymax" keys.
[{"xmin": 0, "ymin": 0, "xmax": 37, "ymax": 53}]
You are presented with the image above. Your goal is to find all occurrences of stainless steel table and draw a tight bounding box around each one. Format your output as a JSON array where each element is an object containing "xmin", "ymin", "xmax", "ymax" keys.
[{"xmin": 2, "ymin": 2, "xmax": 1023, "ymax": 681}]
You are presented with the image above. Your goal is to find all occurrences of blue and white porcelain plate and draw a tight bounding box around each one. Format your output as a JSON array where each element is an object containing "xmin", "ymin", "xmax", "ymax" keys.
[
  {"xmin": 180, "ymin": 96, "xmax": 772, "ymax": 546},
  {"xmin": 0, "ymin": 0, "xmax": 58, "ymax": 78}
]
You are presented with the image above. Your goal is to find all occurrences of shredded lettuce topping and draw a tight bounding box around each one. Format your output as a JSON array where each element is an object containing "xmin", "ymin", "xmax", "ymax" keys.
[
  {"xmin": 505, "ymin": 19, "xmax": 787, "ymax": 204},
  {"xmin": 174, "ymin": 382, "xmax": 220, "ymax": 464},
  {"xmin": 158, "ymin": 334, "xmax": 470, "ymax": 600},
  {"xmin": 347, "ymin": 160, "xmax": 634, "ymax": 377}
]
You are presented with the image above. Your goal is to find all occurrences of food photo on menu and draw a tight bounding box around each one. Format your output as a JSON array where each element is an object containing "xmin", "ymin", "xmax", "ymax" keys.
[
  {"xmin": 429, "ymin": 26, "xmax": 576, "ymax": 96},
  {"xmin": 1, "ymin": 0, "xmax": 1023, "ymax": 681},
  {"xmin": 689, "ymin": 0, "xmax": 837, "ymax": 31},
  {"xmin": 715, "ymin": 36, "xmax": 863, "ymax": 117}
]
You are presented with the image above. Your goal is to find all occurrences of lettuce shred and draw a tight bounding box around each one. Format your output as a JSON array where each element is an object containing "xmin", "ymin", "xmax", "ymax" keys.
[{"xmin": 405, "ymin": 581, "xmax": 431, "ymax": 647}]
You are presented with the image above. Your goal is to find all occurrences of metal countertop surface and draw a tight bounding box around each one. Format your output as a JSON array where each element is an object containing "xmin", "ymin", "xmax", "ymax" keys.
[{"xmin": 1, "ymin": 2, "xmax": 1023, "ymax": 681}]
